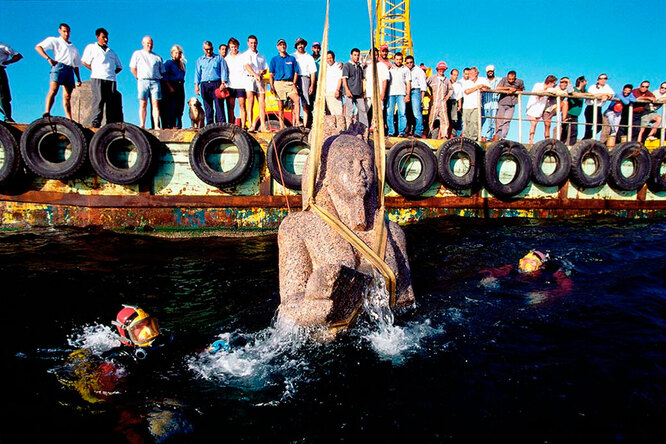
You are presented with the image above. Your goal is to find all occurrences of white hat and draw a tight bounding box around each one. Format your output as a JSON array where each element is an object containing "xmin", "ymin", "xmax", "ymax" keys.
[{"xmin": 486, "ymin": 64, "xmax": 495, "ymax": 72}]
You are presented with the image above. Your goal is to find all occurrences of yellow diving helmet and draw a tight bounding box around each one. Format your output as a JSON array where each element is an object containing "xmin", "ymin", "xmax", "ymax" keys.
[
  {"xmin": 112, "ymin": 305, "xmax": 161, "ymax": 347},
  {"xmin": 518, "ymin": 250, "xmax": 547, "ymax": 273}
]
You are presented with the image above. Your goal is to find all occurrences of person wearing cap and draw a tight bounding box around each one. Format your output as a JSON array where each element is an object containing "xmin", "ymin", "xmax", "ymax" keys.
[
  {"xmin": 386, "ymin": 52, "xmax": 411, "ymax": 137},
  {"xmin": 35, "ymin": 23, "xmax": 83, "ymax": 120},
  {"xmin": 292, "ymin": 37, "xmax": 317, "ymax": 128},
  {"xmin": 129, "ymin": 36, "xmax": 164, "ymax": 129},
  {"xmin": 364, "ymin": 47, "xmax": 390, "ymax": 128},
  {"xmin": 481, "ymin": 64, "xmax": 501, "ymax": 141},
  {"xmin": 243, "ymin": 35, "xmax": 269, "ymax": 132},
  {"xmin": 461, "ymin": 67, "xmax": 489, "ymax": 140},
  {"xmin": 311, "ymin": 42, "xmax": 321, "ymax": 105},
  {"xmin": 378, "ymin": 45, "xmax": 392, "ymax": 69},
  {"xmin": 0, "ymin": 42, "xmax": 22, "ymax": 123},
  {"xmin": 342, "ymin": 47, "xmax": 369, "ymax": 127},
  {"xmin": 194, "ymin": 40, "xmax": 229, "ymax": 125},
  {"xmin": 81, "ymin": 28, "xmax": 123, "ymax": 128},
  {"xmin": 426, "ymin": 61, "xmax": 452, "ymax": 139},
  {"xmin": 494, "ymin": 70, "xmax": 525, "ymax": 140},
  {"xmin": 583, "ymin": 73, "xmax": 614, "ymax": 141},
  {"xmin": 269, "ymin": 38, "xmax": 301, "ymax": 129},
  {"xmin": 479, "ymin": 251, "xmax": 573, "ymax": 305},
  {"xmin": 404, "ymin": 55, "xmax": 426, "ymax": 138},
  {"xmin": 324, "ymin": 50, "xmax": 344, "ymax": 116}
]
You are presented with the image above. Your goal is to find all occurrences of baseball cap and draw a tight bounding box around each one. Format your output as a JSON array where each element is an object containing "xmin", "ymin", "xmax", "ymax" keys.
[
  {"xmin": 437, "ymin": 61, "xmax": 447, "ymax": 70},
  {"xmin": 294, "ymin": 37, "xmax": 307, "ymax": 48},
  {"xmin": 380, "ymin": 44, "xmax": 389, "ymax": 51},
  {"xmin": 486, "ymin": 64, "xmax": 495, "ymax": 72},
  {"xmin": 312, "ymin": 41, "xmax": 321, "ymax": 47},
  {"xmin": 276, "ymin": 38, "xmax": 286, "ymax": 46}
]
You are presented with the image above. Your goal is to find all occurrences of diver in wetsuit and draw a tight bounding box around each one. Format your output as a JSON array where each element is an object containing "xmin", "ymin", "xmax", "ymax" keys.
[
  {"xmin": 480, "ymin": 250, "xmax": 573, "ymax": 304},
  {"xmin": 58, "ymin": 305, "xmax": 191, "ymax": 442}
]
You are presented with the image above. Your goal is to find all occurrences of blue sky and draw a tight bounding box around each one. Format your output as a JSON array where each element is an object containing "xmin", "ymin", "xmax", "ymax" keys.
[{"xmin": 2, "ymin": 0, "xmax": 664, "ymax": 141}]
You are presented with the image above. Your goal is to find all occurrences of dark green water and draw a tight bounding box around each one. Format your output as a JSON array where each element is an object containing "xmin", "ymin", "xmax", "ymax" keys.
[{"xmin": 1, "ymin": 218, "xmax": 665, "ymax": 443}]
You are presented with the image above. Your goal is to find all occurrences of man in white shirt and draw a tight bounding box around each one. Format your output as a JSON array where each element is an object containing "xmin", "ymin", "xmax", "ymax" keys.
[
  {"xmin": 324, "ymin": 51, "xmax": 343, "ymax": 116},
  {"xmin": 583, "ymin": 73, "xmax": 614, "ymax": 140},
  {"xmin": 129, "ymin": 36, "xmax": 164, "ymax": 129},
  {"xmin": 365, "ymin": 47, "xmax": 390, "ymax": 130},
  {"xmin": 387, "ymin": 52, "xmax": 411, "ymax": 137},
  {"xmin": 482, "ymin": 64, "xmax": 501, "ymax": 141},
  {"xmin": 35, "ymin": 23, "xmax": 82, "ymax": 120},
  {"xmin": 405, "ymin": 55, "xmax": 427, "ymax": 137},
  {"xmin": 243, "ymin": 35, "xmax": 269, "ymax": 132},
  {"xmin": 461, "ymin": 66, "xmax": 490, "ymax": 140},
  {"xmin": 292, "ymin": 38, "xmax": 317, "ymax": 128},
  {"xmin": 81, "ymin": 28, "xmax": 123, "ymax": 127},
  {"xmin": 0, "ymin": 42, "xmax": 22, "ymax": 122}
]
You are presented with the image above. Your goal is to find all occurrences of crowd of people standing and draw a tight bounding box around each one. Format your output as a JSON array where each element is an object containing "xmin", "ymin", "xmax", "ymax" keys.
[{"xmin": 1, "ymin": 24, "xmax": 664, "ymax": 145}]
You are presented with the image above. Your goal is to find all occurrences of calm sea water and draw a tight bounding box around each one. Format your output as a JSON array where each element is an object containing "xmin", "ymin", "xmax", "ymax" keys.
[{"xmin": 2, "ymin": 218, "xmax": 665, "ymax": 443}]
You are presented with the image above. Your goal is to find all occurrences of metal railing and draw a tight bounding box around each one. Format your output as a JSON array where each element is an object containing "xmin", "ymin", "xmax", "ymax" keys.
[{"xmin": 465, "ymin": 89, "xmax": 666, "ymax": 146}]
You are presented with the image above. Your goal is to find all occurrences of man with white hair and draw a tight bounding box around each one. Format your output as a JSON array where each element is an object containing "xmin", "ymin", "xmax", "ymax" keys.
[{"xmin": 129, "ymin": 36, "xmax": 164, "ymax": 128}]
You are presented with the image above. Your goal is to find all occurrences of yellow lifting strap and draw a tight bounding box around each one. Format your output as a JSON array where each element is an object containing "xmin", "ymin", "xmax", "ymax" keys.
[{"xmin": 303, "ymin": 0, "xmax": 396, "ymax": 333}]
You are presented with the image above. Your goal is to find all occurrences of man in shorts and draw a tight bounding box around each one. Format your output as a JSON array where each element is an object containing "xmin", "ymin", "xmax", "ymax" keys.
[
  {"xmin": 292, "ymin": 37, "xmax": 317, "ymax": 128},
  {"xmin": 243, "ymin": 35, "xmax": 268, "ymax": 132},
  {"xmin": 224, "ymin": 37, "xmax": 247, "ymax": 127},
  {"xmin": 632, "ymin": 81, "xmax": 662, "ymax": 141},
  {"xmin": 269, "ymin": 38, "xmax": 301, "ymax": 129},
  {"xmin": 35, "ymin": 23, "xmax": 82, "ymax": 120},
  {"xmin": 129, "ymin": 36, "xmax": 164, "ymax": 129}
]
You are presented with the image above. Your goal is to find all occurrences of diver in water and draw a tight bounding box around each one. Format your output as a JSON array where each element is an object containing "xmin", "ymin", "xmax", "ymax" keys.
[
  {"xmin": 58, "ymin": 305, "xmax": 191, "ymax": 442},
  {"xmin": 480, "ymin": 250, "xmax": 573, "ymax": 304}
]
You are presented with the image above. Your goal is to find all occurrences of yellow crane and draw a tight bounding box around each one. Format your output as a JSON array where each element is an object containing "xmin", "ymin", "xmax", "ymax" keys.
[{"xmin": 374, "ymin": 0, "xmax": 413, "ymax": 57}]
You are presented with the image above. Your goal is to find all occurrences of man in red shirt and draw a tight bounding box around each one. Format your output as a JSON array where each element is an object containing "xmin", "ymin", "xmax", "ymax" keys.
[{"xmin": 632, "ymin": 81, "xmax": 661, "ymax": 141}]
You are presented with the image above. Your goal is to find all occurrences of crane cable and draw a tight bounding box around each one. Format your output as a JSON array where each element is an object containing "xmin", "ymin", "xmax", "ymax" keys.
[{"xmin": 303, "ymin": 0, "xmax": 397, "ymax": 333}]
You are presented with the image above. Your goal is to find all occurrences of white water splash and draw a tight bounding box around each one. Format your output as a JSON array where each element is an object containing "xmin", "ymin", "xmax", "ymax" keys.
[
  {"xmin": 362, "ymin": 271, "xmax": 441, "ymax": 363},
  {"xmin": 67, "ymin": 324, "xmax": 122, "ymax": 355},
  {"xmin": 187, "ymin": 317, "xmax": 317, "ymax": 401}
]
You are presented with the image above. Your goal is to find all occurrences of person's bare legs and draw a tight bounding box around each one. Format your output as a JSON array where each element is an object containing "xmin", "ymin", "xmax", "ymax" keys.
[
  {"xmin": 301, "ymin": 103, "xmax": 310, "ymax": 128},
  {"xmin": 258, "ymin": 92, "xmax": 267, "ymax": 132},
  {"xmin": 290, "ymin": 91, "xmax": 301, "ymax": 126},
  {"xmin": 237, "ymin": 96, "xmax": 247, "ymax": 129},
  {"xmin": 245, "ymin": 92, "xmax": 256, "ymax": 130},
  {"xmin": 528, "ymin": 117, "xmax": 538, "ymax": 144},
  {"xmin": 62, "ymin": 84, "xmax": 74, "ymax": 120},
  {"xmin": 544, "ymin": 120, "xmax": 552, "ymax": 140},
  {"xmin": 44, "ymin": 81, "xmax": 60, "ymax": 116},
  {"xmin": 139, "ymin": 99, "xmax": 148, "ymax": 128},
  {"xmin": 226, "ymin": 97, "xmax": 236, "ymax": 124},
  {"xmin": 151, "ymin": 99, "xmax": 160, "ymax": 129},
  {"xmin": 648, "ymin": 115, "xmax": 662, "ymax": 138}
]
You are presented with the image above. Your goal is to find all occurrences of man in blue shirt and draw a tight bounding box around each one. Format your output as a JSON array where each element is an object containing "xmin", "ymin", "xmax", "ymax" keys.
[
  {"xmin": 269, "ymin": 38, "xmax": 301, "ymax": 129},
  {"xmin": 194, "ymin": 41, "xmax": 229, "ymax": 125}
]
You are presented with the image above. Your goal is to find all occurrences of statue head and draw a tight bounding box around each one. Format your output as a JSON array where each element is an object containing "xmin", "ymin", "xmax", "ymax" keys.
[{"xmin": 303, "ymin": 130, "xmax": 379, "ymax": 231}]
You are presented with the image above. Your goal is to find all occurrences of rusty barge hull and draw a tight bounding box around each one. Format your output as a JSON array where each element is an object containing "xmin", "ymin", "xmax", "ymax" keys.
[{"xmin": 1, "ymin": 128, "xmax": 666, "ymax": 232}]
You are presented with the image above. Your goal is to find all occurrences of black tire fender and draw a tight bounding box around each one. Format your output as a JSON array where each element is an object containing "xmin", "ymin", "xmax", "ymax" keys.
[
  {"xmin": 608, "ymin": 142, "xmax": 651, "ymax": 191},
  {"xmin": 569, "ymin": 140, "xmax": 610, "ymax": 189},
  {"xmin": 266, "ymin": 127, "xmax": 310, "ymax": 190},
  {"xmin": 436, "ymin": 136, "xmax": 483, "ymax": 190},
  {"xmin": 89, "ymin": 123, "xmax": 153, "ymax": 185},
  {"xmin": 0, "ymin": 122, "xmax": 21, "ymax": 186},
  {"xmin": 386, "ymin": 140, "xmax": 437, "ymax": 198},
  {"xmin": 189, "ymin": 123, "xmax": 255, "ymax": 187},
  {"xmin": 648, "ymin": 146, "xmax": 666, "ymax": 192},
  {"xmin": 483, "ymin": 140, "xmax": 533, "ymax": 199},
  {"xmin": 19, "ymin": 116, "xmax": 88, "ymax": 180},
  {"xmin": 530, "ymin": 138, "xmax": 571, "ymax": 187}
]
